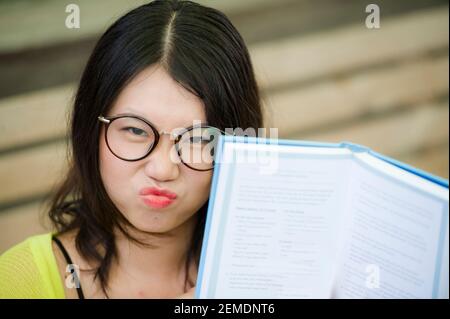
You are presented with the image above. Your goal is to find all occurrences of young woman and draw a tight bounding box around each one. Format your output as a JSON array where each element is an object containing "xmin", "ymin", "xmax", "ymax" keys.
[{"xmin": 0, "ymin": 0, "xmax": 263, "ymax": 298}]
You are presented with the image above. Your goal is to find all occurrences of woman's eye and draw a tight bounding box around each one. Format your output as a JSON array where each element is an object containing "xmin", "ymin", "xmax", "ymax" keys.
[{"xmin": 124, "ymin": 127, "xmax": 148, "ymax": 136}]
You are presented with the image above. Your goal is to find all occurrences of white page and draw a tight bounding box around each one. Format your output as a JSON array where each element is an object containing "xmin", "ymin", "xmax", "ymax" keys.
[
  {"xmin": 199, "ymin": 143, "xmax": 353, "ymax": 298},
  {"xmin": 437, "ymin": 220, "xmax": 449, "ymax": 298},
  {"xmin": 332, "ymin": 153, "xmax": 449, "ymax": 299}
]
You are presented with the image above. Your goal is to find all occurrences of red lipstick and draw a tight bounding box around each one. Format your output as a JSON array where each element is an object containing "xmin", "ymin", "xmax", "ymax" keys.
[{"xmin": 139, "ymin": 187, "xmax": 177, "ymax": 209}]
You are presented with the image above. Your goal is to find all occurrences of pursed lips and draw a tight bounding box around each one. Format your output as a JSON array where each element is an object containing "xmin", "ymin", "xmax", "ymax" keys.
[{"xmin": 139, "ymin": 187, "xmax": 177, "ymax": 209}]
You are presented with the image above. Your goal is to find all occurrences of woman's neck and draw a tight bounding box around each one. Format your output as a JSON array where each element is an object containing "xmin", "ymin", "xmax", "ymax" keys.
[{"xmin": 106, "ymin": 215, "xmax": 199, "ymax": 297}]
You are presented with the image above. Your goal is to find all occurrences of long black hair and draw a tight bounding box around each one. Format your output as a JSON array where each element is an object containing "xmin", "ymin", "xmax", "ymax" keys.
[{"xmin": 49, "ymin": 0, "xmax": 263, "ymax": 296}]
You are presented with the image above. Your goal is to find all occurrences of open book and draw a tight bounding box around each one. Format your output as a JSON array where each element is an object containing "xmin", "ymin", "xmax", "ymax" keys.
[{"xmin": 195, "ymin": 136, "xmax": 449, "ymax": 299}]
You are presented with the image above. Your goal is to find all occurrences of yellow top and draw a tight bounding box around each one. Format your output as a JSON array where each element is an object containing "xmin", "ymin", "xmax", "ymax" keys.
[{"xmin": 0, "ymin": 232, "xmax": 65, "ymax": 299}]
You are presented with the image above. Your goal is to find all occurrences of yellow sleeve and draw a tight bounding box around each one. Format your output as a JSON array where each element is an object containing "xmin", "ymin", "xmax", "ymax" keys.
[{"xmin": 0, "ymin": 234, "xmax": 65, "ymax": 299}]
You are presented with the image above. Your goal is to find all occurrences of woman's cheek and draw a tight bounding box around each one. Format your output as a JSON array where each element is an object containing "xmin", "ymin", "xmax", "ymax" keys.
[
  {"xmin": 186, "ymin": 169, "xmax": 213, "ymax": 204},
  {"xmin": 99, "ymin": 141, "xmax": 130, "ymax": 204}
]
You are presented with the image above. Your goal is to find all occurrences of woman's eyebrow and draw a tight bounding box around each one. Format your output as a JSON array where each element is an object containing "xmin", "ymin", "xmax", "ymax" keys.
[{"xmin": 117, "ymin": 108, "xmax": 147, "ymax": 118}]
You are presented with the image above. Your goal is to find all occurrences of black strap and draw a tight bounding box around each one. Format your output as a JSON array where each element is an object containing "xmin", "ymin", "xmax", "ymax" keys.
[{"xmin": 52, "ymin": 235, "xmax": 85, "ymax": 299}]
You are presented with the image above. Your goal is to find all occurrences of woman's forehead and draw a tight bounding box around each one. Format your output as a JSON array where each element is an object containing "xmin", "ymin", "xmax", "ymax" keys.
[{"xmin": 110, "ymin": 65, "xmax": 206, "ymax": 125}]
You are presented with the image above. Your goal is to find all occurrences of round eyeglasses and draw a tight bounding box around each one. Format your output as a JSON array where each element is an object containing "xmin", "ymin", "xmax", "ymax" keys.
[{"xmin": 98, "ymin": 115, "xmax": 229, "ymax": 171}]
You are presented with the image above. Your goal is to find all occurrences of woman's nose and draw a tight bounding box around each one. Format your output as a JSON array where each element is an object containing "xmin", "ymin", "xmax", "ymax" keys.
[{"xmin": 143, "ymin": 135, "xmax": 180, "ymax": 182}]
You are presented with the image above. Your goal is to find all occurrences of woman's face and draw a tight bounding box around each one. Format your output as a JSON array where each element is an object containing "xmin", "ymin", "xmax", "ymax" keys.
[{"xmin": 99, "ymin": 64, "xmax": 212, "ymax": 233}]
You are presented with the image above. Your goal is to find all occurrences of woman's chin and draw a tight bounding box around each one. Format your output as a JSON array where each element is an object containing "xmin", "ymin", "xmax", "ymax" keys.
[{"xmin": 131, "ymin": 219, "xmax": 171, "ymax": 234}]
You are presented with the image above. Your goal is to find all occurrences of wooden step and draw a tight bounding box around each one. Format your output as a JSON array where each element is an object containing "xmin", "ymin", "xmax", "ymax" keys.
[
  {"xmin": 0, "ymin": 141, "xmax": 69, "ymax": 205},
  {"xmin": 0, "ymin": 202, "xmax": 52, "ymax": 254},
  {"xmin": 298, "ymin": 102, "xmax": 449, "ymax": 158},
  {"xmin": 253, "ymin": 6, "xmax": 448, "ymax": 90},
  {"xmin": 266, "ymin": 56, "xmax": 449, "ymax": 136}
]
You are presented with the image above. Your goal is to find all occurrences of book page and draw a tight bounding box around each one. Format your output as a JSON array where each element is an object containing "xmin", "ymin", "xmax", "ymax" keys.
[
  {"xmin": 332, "ymin": 153, "xmax": 449, "ymax": 299},
  {"xmin": 198, "ymin": 143, "xmax": 353, "ymax": 298}
]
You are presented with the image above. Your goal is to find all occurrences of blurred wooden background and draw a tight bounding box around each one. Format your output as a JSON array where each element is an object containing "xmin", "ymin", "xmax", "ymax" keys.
[{"xmin": 0, "ymin": 0, "xmax": 448, "ymax": 253}]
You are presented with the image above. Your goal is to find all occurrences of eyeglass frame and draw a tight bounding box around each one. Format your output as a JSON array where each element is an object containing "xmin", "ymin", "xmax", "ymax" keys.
[{"xmin": 98, "ymin": 114, "xmax": 231, "ymax": 171}]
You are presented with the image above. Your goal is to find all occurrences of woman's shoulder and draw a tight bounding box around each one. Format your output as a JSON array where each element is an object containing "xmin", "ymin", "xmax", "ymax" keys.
[
  {"xmin": 0, "ymin": 232, "xmax": 65, "ymax": 298},
  {"xmin": 0, "ymin": 233, "xmax": 54, "ymax": 272},
  {"xmin": 0, "ymin": 233, "xmax": 55, "ymax": 268}
]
